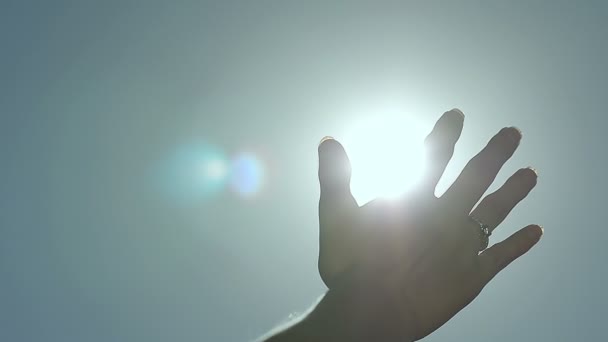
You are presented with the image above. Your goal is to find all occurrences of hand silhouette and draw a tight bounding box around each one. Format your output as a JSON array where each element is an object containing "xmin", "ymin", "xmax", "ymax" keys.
[{"xmin": 317, "ymin": 109, "xmax": 542, "ymax": 340}]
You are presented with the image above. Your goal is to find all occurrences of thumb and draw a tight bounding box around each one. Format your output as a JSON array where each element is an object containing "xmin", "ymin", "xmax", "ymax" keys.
[
  {"xmin": 318, "ymin": 136, "xmax": 352, "ymax": 198},
  {"xmin": 318, "ymin": 137, "xmax": 358, "ymax": 286}
]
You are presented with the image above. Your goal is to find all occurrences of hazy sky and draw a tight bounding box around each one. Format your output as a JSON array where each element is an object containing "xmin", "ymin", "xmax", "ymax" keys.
[{"xmin": 1, "ymin": 1, "xmax": 606, "ymax": 341}]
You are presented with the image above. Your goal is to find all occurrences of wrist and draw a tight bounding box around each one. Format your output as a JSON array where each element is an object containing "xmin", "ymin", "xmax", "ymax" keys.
[
  {"xmin": 294, "ymin": 284, "xmax": 414, "ymax": 342},
  {"xmin": 265, "ymin": 276, "xmax": 416, "ymax": 342}
]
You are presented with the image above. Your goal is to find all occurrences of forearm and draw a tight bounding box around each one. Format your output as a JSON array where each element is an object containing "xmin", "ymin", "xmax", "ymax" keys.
[{"xmin": 264, "ymin": 288, "xmax": 415, "ymax": 342}]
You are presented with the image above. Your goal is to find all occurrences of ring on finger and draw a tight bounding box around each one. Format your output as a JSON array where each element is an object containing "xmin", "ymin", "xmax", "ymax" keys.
[{"xmin": 469, "ymin": 214, "xmax": 492, "ymax": 251}]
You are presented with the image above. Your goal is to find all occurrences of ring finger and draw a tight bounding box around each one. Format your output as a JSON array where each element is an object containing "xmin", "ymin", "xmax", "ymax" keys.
[{"xmin": 469, "ymin": 167, "xmax": 538, "ymax": 235}]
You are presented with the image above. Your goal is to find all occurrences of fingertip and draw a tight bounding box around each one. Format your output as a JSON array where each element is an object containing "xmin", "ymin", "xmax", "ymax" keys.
[
  {"xmin": 318, "ymin": 136, "xmax": 345, "ymax": 155},
  {"xmin": 428, "ymin": 109, "xmax": 465, "ymax": 142},
  {"xmin": 318, "ymin": 137, "xmax": 351, "ymax": 191},
  {"xmin": 507, "ymin": 126, "xmax": 523, "ymax": 143},
  {"xmin": 516, "ymin": 167, "xmax": 538, "ymax": 187},
  {"xmin": 319, "ymin": 136, "xmax": 334, "ymax": 147},
  {"xmin": 449, "ymin": 108, "xmax": 465, "ymax": 120},
  {"xmin": 526, "ymin": 224, "xmax": 544, "ymax": 242},
  {"xmin": 441, "ymin": 109, "xmax": 465, "ymax": 127},
  {"xmin": 527, "ymin": 166, "xmax": 540, "ymax": 177},
  {"xmin": 318, "ymin": 138, "xmax": 349, "ymax": 163}
]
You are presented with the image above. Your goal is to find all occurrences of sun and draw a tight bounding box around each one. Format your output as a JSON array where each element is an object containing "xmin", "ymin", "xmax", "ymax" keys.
[{"xmin": 339, "ymin": 114, "xmax": 428, "ymax": 204}]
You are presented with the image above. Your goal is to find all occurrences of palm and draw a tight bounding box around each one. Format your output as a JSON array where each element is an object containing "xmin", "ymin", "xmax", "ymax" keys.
[{"xmin": 317, "ymin": 110, "xmax": 542, "ymax": 340}]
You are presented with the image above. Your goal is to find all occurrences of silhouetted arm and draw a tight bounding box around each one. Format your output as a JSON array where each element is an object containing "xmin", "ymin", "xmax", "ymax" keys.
[{"xmin": 264, "ymin": 288, "xmax": 414, "ymax": 342}]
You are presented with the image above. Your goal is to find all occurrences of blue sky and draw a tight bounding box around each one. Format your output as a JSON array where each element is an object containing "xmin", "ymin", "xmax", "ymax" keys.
[{"xmin": 0, "ymin": 1, "xmax": 606, "ymax": 341}]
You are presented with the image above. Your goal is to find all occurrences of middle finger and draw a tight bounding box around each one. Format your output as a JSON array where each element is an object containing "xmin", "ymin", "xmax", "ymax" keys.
[
  {"xmin": 469, "ymin": 167, "xmax": 538, "ymax": 234},
  {"xmin": 442, "ymin": 126, "xmax": 522, "ymax": 213}
]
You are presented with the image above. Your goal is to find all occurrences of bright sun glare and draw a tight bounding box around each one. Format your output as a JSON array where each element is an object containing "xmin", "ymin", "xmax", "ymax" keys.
[{"xmin": 340, "ymin": 114, "xmax": 427, "ymax": 204}]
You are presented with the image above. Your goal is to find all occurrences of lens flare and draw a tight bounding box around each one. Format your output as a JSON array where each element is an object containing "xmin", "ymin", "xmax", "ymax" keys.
[
  {"xmin": 229, "ymin": 153, "xmax": 263, "ymax": 197},
  {"xmin": 161, "ymin": 143, "xmax": 229, "ymax": 201},
  {"xmin": 155, "ymin": 142, "xmax": 267, "ymax": 203}
]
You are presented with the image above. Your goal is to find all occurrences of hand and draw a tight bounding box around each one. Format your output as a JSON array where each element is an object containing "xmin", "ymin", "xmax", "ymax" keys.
[{"xmin": 317, "ymin": 109, "xmax": 543, "ymax": 340}]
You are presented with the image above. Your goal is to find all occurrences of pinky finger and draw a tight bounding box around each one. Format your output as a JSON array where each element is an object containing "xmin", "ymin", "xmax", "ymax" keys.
[{"xmin": 479, "ymin": 224, "xmax": 543, "ymax": 284}]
